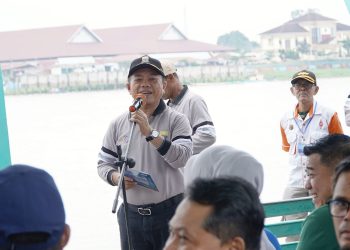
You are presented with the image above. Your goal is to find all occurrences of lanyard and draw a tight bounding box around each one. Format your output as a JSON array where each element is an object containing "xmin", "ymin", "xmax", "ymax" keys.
[{"xmin": 293, "ymin": 102, "xmax": 317, "ymax": 136}]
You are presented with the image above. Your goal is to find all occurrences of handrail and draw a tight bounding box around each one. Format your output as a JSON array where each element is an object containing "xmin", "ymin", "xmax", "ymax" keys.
[
  {"xmin": 263, "ymin": 197, "xmax": 314, "ymax": 250},
  {"xmin": 0, "ymin": 67, "xmax": 11, "ymax": 169},
  {"xmin": 264, "ymin": 197, "xmax": 314, "ymax": 217}
]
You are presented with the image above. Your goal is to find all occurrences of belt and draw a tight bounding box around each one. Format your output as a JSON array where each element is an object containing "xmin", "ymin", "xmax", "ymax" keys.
[{"xmin": 125, "ymin": 193, "xmax": 183, "ymax": 216}]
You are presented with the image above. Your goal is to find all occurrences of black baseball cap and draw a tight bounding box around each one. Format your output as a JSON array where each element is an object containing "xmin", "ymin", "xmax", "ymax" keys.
[
  {"xmin": 291, "ymin": 70, "xmax": 317, "ymax": 85},
  {"xmin": 128, "ymin": 55, "xmax": 165, "ymax": 77}
]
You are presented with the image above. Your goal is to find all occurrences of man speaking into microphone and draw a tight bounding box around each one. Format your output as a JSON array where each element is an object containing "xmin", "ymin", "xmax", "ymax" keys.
[
  {"xmin": 129, "ymin": 93, "xmax": 144, "ymax": 112},
  {"xmin": 97, "ymin": 55, "xmax": 193, "ymax": 250}
]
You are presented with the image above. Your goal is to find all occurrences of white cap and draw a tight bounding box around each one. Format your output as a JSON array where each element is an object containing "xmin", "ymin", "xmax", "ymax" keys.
[
  {"xmin": 161, "ymin": 60, "xmax": 177, "ymax": 76},
  {"xmin": 184, "ymin": 145, "xmax": 264, "ymax": 195}
]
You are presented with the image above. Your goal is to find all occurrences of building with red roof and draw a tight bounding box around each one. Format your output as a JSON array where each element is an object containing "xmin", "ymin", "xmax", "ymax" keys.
[
  {"xmin": 0, "ymin": 23, "xmax": 232, "ymax": 63},
  {"xmin": 0, "ymin": 23, "xmax": 234, "ymax": 90}
]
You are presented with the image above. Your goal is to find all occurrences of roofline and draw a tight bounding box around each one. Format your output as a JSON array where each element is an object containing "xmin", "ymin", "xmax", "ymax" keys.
[
  {"xmin": 0, "ymin": 47, "xmax": 234, "ymax": 63},
  {"xmin": 66, "ymin": 25, "xmax": 103, "ymax": 43},
  {"xmin": 94, "ymin": 22, "xmax": 173, "ymax": 31},
  {"xmin": 158, "ymin": 24, "xmax": 188, "ymax": 40},
  {"xmin": 0, "ymin": 24, "xmax": 83, "ymax": 33}
]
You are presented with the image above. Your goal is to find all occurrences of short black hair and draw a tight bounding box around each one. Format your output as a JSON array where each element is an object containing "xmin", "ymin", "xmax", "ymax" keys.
[
  {"xmin": 187, "ymin": 177, "xmax": 264, "ymax": 250},
  {"xmin": 303, "ymin": 134, "xmax": 350, "ymax": 168},
  {"xmin": 334, "ymin": 154, "xmax": 350, "ymax": 190}
]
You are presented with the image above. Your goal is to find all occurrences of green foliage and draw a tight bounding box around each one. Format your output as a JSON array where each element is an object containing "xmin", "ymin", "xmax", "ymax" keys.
[
  {"xmin": 279, "ymin": 50, "xmax": 299, "ymax": 60},
  {"xmin": 340, "ymin": 39, "xmax": 350, "ymax": 56},
  {"xmin": 217, "ymin": 31, "xmax": 253, "ymax": 53},
  {"xmin": 250, "ymin": 41, "xmax": 260, "ymax": 49},
  {"xmin": 297, "ymin": 41, "xmax": 310, "ymax": 54},
  {"xmin": 291, "ymin": 9, "xmax": 305, "ymax": 19},
  {"xmin": 265, "ymin": 51, "xmax": 275, "ymax": 60}
]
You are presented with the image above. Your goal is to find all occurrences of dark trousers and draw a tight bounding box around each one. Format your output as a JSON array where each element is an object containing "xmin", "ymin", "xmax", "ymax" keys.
[{"xmin": 117, "ymin": 193, "xmax": 183, "ymax": 250}]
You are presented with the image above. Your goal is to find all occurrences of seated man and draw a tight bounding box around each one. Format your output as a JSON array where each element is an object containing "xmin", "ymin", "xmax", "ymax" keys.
[
  {"xmin": 0, "ymin": 164, "xmax": 70, "ymax": 250},
  {"xmin": 184, "ymin": 145, "xmax": 280, "ymax": 250},
  {"xmin": 164, "ymin": 177, "xmax": 265, "ymax": 250},
  {"xmin": 330, "ymin": 156, "xmax": 350, "ymax": 250},
  {"xmin": 297, "ymin": 134, "xmax": 350, "ymax": 250}
]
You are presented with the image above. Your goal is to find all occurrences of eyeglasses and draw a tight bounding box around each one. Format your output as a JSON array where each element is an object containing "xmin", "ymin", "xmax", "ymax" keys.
[
  {"xmin": 292, "ymin": 83, "xmax": 314, "ymax": 90},
  {"xmin": 328, "ymin": 199, "xmax": 350, "ymax": 218}
]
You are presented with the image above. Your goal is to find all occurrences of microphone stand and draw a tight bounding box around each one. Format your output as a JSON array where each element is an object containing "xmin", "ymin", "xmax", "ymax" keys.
[{"xmin": 112, "ymin": 121, "xmax": 136, "ymax": 250}]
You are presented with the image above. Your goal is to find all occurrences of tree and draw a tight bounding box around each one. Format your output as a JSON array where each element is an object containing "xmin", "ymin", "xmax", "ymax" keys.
[
  {"xmin": 297, "ymin": 41, "xmax": 310, "ymax": 55},
  {"xmin": 279, "ymin": 49, "xmax": 299, "ymax": 60},
  {"xmin": 291, "ymin": 9, "xmax": 305, "ymax": 19},
  {"xmin": 291, "ymin": 8, "xmax": 318, "ymax": 19},
  {"xmin": 340, "ymin": 39, "xmax": 350, "ymax": 57},
  {"xmin": 217, "ymin": 31, "xmax": 254, "ymax": 53}
]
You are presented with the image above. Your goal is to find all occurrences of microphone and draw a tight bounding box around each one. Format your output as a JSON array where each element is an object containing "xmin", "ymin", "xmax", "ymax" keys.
[{"xmin": 129, "ymin": 94, "xmax": 146, "ymax": 112}]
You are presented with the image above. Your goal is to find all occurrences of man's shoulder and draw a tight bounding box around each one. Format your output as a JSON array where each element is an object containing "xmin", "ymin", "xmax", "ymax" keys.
[
  {"xmin": 163, "ymin": 105, "xmax": 188, "ymax": 120},
  {"xmin": 310, "ymin": 204, "xmax": 330, "ymax": 215},
  {"xmin": 112, "ymin": 112, "xmax": 129, "ymax": 123},
  {"xmin": 182, "ymin": 90, "xmax": 208, "ymax": 111},
  {"xmin": 315, "ymin": 102, "xmax": 336, "ymax": 115},
  {"xmin": 185, "ymin": 88, "xmax": 204, "ymax": 101},
  {"xmin": 304, "ymin": 204, "xmax": 331, "ymax": 225},
  {"xmin": 298, "ymin": 205, "xmax": 338, "ymax": 250},
  {"xmin": 161, "ymin": 106, "xmax": 191, "ymax": 132}
]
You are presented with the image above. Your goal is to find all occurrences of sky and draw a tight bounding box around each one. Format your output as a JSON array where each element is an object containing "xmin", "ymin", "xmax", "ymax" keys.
[{"xmin": 1, "ymin": 0, "xmax": 350, "ymax": 44}]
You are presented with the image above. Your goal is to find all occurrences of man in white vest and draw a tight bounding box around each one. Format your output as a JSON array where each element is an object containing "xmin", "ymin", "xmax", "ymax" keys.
[{"xmin": 280, "ymin": 70, "xmax": 343, "ymax": 240}]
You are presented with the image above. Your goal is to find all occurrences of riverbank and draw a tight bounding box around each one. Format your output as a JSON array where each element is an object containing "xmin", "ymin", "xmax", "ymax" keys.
[
  {"xmin": 5, "ymin": 78, "xmax": 350, "ymax": 250},
  {"xmin": 4, "ymin": 60, "xmax": 350, "ymax": 95}
]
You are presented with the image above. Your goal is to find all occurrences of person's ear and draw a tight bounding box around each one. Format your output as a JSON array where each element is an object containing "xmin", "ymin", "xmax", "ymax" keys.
[
  {"xmin": 313, "ymin": 85, "xmax": 319, "ymax": 95},
  {"xmin": 226, "ymin": 236, "xmax": 245, "ymax": 250},
  {"xmin": 58, "ymin": 224, "xmax": 71, "ymax": 249},
  {"xmin": 290, "ymin": 86, "xmax": 296, "ymax": 96},
  {"xmin": 167, "ymin": 74, "xmax": 174, "ymax": 80},
  {"xmin": 127, "ymin": 83, "xmax": 134, "ymax": 96},
  {"xmin": 163, "ymin": 77, "xmax": 168, "ymax": 90}
]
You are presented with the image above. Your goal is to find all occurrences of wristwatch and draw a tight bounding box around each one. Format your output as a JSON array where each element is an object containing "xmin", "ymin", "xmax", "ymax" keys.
[{"xmin": 146, "ymin": 130, "xmax": 160, "ymax": 142}]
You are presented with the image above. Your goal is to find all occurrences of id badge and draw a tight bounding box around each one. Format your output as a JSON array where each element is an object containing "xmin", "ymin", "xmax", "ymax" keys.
[{"xmin": 297, "ymin": 142, "xmax": 305, "ymax": 155}]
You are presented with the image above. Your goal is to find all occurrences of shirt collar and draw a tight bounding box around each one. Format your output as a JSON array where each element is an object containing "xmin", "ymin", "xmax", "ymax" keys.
[
  {"xmin": 169, "ymin": 85, "xmax": 188, "ymax": 105},
  {"xmin": 293, "ymin": 100, "xmax": 318, "ymax": 118},
  {"xmin": 152, "ymin": 99, "xmax": 166, "ymax": 116}
]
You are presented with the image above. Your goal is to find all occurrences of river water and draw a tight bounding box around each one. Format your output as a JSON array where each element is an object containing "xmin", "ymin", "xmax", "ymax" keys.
[{"xmin": 5, "ymin": 78, "xmax": 350, "ymax": 250}]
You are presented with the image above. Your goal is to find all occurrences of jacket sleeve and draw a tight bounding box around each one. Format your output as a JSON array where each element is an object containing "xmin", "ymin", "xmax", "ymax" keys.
[
  {"xmin": 159, "ymin": 113, "xmax": 193, "ymax": 169},
  {"xmin": 192, "ymin": 123, "xmax": 216, "ymax": 154},
  {"xmin": 328, "ymin": 112, "xmax": 343, "ymax": 134},
  {"xmin": 190, "ymin": 97, "xmax": 216, "ymax": 154},
  {"xmin": 97, "ymin": 121, "xmax": 119, "ymax": 185}
]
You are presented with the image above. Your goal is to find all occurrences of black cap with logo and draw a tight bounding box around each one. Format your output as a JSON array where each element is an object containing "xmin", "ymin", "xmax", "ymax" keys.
[
  {"xmin": 291, "ymin": 70, "xmax": 317, "ymax": 85},
  {"xmin": 128, "ymin": 55, "xmax": 165, "ymax": 77}
]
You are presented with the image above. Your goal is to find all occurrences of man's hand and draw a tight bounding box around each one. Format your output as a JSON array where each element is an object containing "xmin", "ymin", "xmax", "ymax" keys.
[
  {"xmin": 111, "ymin": 172, "xmax": 136, "ymax": 190},
  {"xmin": 130, "ymin": 109, "xmax": 152, "ymax": 136}
]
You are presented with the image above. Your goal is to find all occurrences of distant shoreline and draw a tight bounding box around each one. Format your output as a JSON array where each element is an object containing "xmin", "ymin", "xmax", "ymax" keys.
[{"xmin": 4, "ymin": 69, "xmax": 350, "ymax": 96}]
